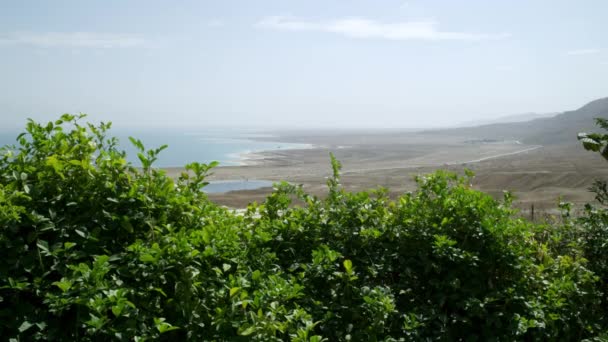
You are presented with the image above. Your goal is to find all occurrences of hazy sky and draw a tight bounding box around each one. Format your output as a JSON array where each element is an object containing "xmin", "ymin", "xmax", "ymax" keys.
[{"xmin": 1, "ymin": 0, "xmax": 607, "ymax": 129}]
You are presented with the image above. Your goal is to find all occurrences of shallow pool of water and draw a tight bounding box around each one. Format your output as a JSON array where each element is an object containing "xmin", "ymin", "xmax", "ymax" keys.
[{"xmin": 203, "ymin": 180, "xmax": 274, "ymax": 194}]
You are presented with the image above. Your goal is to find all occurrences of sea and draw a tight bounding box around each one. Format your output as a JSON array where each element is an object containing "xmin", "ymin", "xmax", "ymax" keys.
[
  {"xmin": 0, "ymin": 128, "xmax": 308, "ymax": 193},
  {"xmin": 0, "ymin": 128, "xmax": 309, "ymax": 168}
]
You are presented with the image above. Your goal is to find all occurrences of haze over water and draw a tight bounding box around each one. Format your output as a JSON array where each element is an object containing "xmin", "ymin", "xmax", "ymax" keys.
[{"xmin": 0, "ymin": 128, "xmax": 309, "ymax": 167}]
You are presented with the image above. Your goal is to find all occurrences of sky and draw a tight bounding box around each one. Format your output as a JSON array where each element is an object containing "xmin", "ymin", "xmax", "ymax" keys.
[{"xmin": 1, "ymin": 0, "xmax": 607, "ymax": 130}]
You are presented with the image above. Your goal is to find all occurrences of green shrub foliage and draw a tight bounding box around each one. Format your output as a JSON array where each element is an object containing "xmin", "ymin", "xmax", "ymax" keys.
[
  {"xmin": 578, "ymin": 117, "xmax": 608, "ymax": 336},
  {"xmin": 0, "ymin": 115, "xmax": 606, "ymax": 340}
]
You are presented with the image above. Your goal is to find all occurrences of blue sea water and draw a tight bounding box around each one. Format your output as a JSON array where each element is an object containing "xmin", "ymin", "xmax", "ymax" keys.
[
  {"xmin": 203, "ymin": 180, "xmax": 275, "ymax": 194},
  {"xmin": 0, "ymin": 128, "xmax": 309, "ymax": 168}
]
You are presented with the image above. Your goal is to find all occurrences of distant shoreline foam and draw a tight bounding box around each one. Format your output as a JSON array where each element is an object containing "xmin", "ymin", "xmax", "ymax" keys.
[{"xmin": 229, "ymin": 142, "xmax": 316, "ymax": 167}]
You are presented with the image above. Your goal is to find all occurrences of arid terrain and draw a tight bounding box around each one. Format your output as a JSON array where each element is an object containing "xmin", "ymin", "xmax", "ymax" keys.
[
  {"xmin": 165, "ymin": 131, "xmax": 607, "ymax": 217},
  {"xmin": 164, "ymin": 98, "xmax": 608, "ymax": 215}
]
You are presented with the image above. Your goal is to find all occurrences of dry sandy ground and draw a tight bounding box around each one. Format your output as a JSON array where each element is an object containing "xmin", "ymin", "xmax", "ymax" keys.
[{"xmin": 164, "ymin": 130, "xmax": 608, "ymax": 216}]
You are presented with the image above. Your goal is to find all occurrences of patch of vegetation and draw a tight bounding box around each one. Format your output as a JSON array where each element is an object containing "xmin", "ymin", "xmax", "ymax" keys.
[{"xmin": 1, "ymin": 115, "xmax": 607, "ymax": 340}]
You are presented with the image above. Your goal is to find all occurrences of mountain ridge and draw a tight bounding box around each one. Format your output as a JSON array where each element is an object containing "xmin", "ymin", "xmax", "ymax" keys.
[
  {"xmin": 430, "ymin": 97, "xmax": 608, "ymax": 145},
  {"xmin": 455, "ymin": 112, "xmax": 558, "ymax": 127}
]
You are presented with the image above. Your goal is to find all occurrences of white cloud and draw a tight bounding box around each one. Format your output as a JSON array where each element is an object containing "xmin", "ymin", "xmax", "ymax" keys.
[
  {"xmin": 0, "ymin": 32, "xmax": 147, "ymax": 48},
  {"xmin": 256, "ymin": 16, "xmax": 509, "ymax": 41},
  {"xmin": 566, "ymin": 48, "xmax": 600, "ymax": 56}
]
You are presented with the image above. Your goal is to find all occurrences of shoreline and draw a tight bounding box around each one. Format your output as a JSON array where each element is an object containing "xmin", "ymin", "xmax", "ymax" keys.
[
  {"xmin": 159, "ymin": 131, "xmax": 608, "ymax": 213},
  {"xmin": 234, "ymin": 143, "xmax": 320, "ymax": 167},
  {"xmin": 160, "ymin": 145, "xmax": 319, "ymax": 169}
]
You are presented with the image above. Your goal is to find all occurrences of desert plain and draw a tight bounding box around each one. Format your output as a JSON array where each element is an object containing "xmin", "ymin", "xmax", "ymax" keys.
[{"xmin": 165, "ymin": 129, "xmax": 608, "ymax": 218}]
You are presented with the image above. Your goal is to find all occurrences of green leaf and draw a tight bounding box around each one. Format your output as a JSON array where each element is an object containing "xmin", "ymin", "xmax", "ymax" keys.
[
  {"xmin": 46, "ymin": 155, "xmax": 65, "ymax": 177},
  {"xmin": 85, "ymin": 314, "xmax": 106, "ymax": 330},
  {"xmin": 129, "ymin": 137, "xmax": 145, "ymax": 151},
  {"xmin": 111, "ymin": 304, "xmax": 124, "ymax": 317},
  {"xmin": 153, "ymin": 288, "xmax": 168, "ymax": 297},
  {"xmin": 441, "ymin": 217, "xmax": 450, "ymax": 226},
  {"xmin": 154, "ymin": 317, "xmax": 179, "ymax": 334},
  {"xmin": 343, "ymin": 259, "xmax": 353, "ymax": 274},
  {"xmin": 580, "ymin": 138, "xmax": 601, "ymax": 151},
  {"xmin": 53, "ymin": 280, "xmax": 72, "ymax": 293},
  {"xmin": 239, "ymin": 325, "xmax": 256, "ymax": 336},
  {"xmin": 137, "ymin": 153, "xmax": 148, "ymax": 167},
  {"xmin": 37, "ymin": 240, "xmax": 50, "ymax": 255},
  {"xmin": 18, "ymin": 321, "xmax": 33, "ymax": 333},
  {"xmin": 230, "ymin": 287, "xmax": 240, "ymax": 297},
  {"xmin": 139, "ymin": 254, "xmax": 156, "ymax": 263},
  {"xmin": 8, "ymin": 277, "xmax": 28, "ymax": 290},
  {"xmin": 602, "ymin": 145, "xmax": 608, "ymax": 161}
]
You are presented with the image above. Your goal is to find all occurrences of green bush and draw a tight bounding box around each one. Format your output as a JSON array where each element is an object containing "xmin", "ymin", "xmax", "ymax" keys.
[
  {"xmin": 577, "ymin": 117, "xmax": 608, "ymax": 332},
  {"xmin": 0, "ymin": 115, "xmax": 606, "ymax": 340}
]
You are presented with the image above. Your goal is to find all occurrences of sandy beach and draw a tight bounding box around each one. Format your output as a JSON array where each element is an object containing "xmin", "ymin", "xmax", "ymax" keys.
[{"xmin": 164, "ymin": 130, "xmax": 608, "ymax": 214}]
